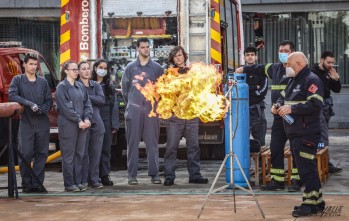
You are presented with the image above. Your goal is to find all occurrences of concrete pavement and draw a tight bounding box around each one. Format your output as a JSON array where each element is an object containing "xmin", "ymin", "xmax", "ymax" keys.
[{"xmin": 0, "ymin": 129, "xmax": 348, "ymax": 220}]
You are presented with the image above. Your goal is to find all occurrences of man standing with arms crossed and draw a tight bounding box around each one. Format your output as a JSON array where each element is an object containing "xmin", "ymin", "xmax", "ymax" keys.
[
  {"xmin": 121, "ymin": 38, "xmax": 164, "ymax": 185},
  {"xmin": 311, "ymin": 51, "xmax": 342, "ymax": 173},
  {"xmin": 9, "ymin": 53, "xmax": 53, "ymax": 193},
  {"xmin": 236, "ymin": 41, "xmax": 301, "ymax": 192}
]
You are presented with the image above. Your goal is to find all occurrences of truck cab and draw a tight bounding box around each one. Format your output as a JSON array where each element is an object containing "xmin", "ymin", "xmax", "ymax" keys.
[{"xmin": 0, "ymin": 41, "xmax": 59, "ymax": 165}]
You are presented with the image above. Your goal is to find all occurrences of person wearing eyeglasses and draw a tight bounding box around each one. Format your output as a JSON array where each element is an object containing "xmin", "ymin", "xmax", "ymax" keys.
[
  {"xmin": 9, "ymin": 53, "xmax": 53, "ymax": 193},
  {"xmin": 56, "ymin": 61, "xmax": 92, "ymax": 192}
]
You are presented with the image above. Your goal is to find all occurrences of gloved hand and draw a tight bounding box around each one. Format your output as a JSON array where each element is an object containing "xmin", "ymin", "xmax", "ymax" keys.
[{"xmin": 31, "ymin": 104, "xmax": 45, "ymax": 116}]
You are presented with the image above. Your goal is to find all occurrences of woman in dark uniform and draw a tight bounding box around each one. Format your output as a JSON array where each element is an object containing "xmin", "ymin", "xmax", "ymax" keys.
[
  {"xmin": 91, "ymin": 59, "xmax": 119, "ymax": 186},
  {"xmin": 56, "ymin": 61, "xmax": 92, "ymax": 192},
  {"xmin": 78, "ymin": 61, "xmax": 105, "ymax": 189}
]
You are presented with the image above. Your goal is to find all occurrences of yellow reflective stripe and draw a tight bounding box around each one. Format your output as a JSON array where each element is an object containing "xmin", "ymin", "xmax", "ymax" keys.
[
  {"xmin": 264, "ymin": 63, "xmax": 272, "ymax": 79},
  {"xmin": 300, "ymin": 151, "xmax": 315, "ymax": 160},
  {"xmin": 271, "ymin": 175, "xmax": 285, "ymax": 182},
  {"xmin": 285, "ymin": 100, "xmax": 307, "ymax": 105},
  {"xmin": 303, "ymin": 190, "xmax": 320, "ymax": 198},
  {"xmin": 271, "ymin": 85, "xmax": 287, "ymax": 90},
  {"xmin": 291, "ymin": 175, "xmax": 300, "ymax": 180},
  {"xmin": 280, "ymin": 90, "xmax": 285, "ymax": 97},
  {"xmin": 292, "ymin": 168, "xmax": 298, "ymax": 174},
  {"xmin": 271, "ymin": 168, "xmax": 284, "ymax": 174},
  {"xmin": 303, "ymin": 199, "xmax": 318, "ymax": 205},
  {"xmin": 307, "ymin": 94, "xmax": 323, "ymax": 102}
]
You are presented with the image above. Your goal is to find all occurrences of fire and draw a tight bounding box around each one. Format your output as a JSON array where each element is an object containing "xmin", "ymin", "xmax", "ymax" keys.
[{"xmin": 136, "ymin": 62, "xmax": 229, "ymax": 122}]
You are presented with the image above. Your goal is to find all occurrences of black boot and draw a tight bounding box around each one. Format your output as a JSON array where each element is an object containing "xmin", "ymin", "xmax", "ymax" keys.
[
  {"xmin": 288, "ymin": 179, "xmax": 301, "ymax": 192},
  {"xmin": 261, "ymin": 179, "xmax": 284, "ymax": 191},
  {"xmin": 101, "ymin": 175, "xmax": 114, "ymax": 186},
  {"xmin": 292, "ymin": 204, "xmax": 316, "ymax": 217}
]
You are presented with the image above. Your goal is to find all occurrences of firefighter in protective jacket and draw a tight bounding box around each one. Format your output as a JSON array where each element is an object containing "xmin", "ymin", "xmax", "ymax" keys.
[{"xmin": 273, "ymin": 52, "xmax": 325, "ymax": 217}]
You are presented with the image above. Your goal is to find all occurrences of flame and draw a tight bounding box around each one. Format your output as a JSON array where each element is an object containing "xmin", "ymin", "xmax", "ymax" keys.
[{"xmin": 137, "ymin": 62, "xmax": 229, "ymax": 122}]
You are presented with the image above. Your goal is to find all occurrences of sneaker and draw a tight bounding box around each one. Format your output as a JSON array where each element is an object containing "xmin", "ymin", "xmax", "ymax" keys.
[
  {"xmin": 288, "ymin": 179, "xmax": 301, "ymax": 192},
  {"xmin": 65, "ymin": 185, "xmax": 80, "ymax": 192},
  {"xmin": 78, "ymin": 183, "xmax": 88, "ymax": 191},
  {"xmin": 261, "ymin": 179, "xmax": 284, "ymax": 191},
  {"xmin": 31, "ymin": 186, "xmax": 47, "ymax": 193},
  {"xmin": 128, "ymin": 177, "xmax": 138, "ymax": 185},
  {"xmin": 101, "ymin": 175, "xmax": 114, "ymax": 186},
  {"xmin": 164, "ymin": 179, "xmax": 174, "ymax": 186},
  {"xmin": 91, "ymin": 183, "xmax": 103, "ymax": 189},
  {"xmin": 151, "ymin": 175, "xmax": 162, "ymax": 184},
  {"xmin": 329, "ymin": 166, "xmax": 342, "ymax": 174},
  {"xmin": 292, "ymin": 204, "xmax": 317, "ymax": 217},
  {"xmin": 189, "ymin": 177, "xmax": 209, "ymax": 184}
]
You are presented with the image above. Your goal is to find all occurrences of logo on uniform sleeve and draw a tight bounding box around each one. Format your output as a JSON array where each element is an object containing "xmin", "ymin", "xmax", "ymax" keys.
[{"xmin": 308, "ymin": 84, "xmax": 318, "ymax": 93}]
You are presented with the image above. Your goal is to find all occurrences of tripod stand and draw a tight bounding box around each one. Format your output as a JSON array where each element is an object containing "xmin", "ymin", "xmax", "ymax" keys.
[{"xmin": 197, "ymin": 77, "xmax": 265, "ymax": 219}]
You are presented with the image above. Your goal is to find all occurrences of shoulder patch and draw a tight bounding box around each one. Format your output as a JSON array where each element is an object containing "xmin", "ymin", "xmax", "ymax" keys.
[{"xmin": 308, "ymin": 84, "xmax": 318, "ymax": 93}]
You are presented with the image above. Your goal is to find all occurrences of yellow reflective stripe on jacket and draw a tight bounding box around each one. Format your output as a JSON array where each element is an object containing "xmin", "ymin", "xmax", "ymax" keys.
[
  {"xmin": 271, "ymin": 175, "xmax": 285, "ymax": 182},
  {"xmin": 300, "ymin": 151, "xmax": 315, "ymax": 160},
  {"xmin": 307, "ymin": 94, "xmax": 323, "ymax": 102},
  {"xmin": 271, "ymin": 85, "xmax": 287, "ymax": 90},
  {"xmin": 280, "ymin": 90, "xmax": 285, "ymax": 97},
  {"xmin": 265, "ymin": 63, "xmax": 272, "ymax": 79},
  {"xmin": 303, "ymin": 190, "xmax": 320, "ymax": 198},
  {"xmin": 292, "ymin": 168, "xmax": 298, "ymax": 174},
  {"xmin": 284, "ymin": 100, "xmax": 307, "ymax": 105},
  {"xmin": 271, "ymin": 168, "xmax": 284, "ymax": 174}
]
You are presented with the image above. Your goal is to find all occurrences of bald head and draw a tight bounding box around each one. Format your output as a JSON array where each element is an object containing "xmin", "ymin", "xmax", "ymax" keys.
[{"xmin": 286, "ymin": 52, "xmax": 308, "ymax": 77}]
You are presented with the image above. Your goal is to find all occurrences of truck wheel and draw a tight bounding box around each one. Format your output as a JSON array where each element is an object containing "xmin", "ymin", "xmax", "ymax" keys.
[{"xmin": 200, "ymin": 143, "xmax": 225, "ymax": 160}]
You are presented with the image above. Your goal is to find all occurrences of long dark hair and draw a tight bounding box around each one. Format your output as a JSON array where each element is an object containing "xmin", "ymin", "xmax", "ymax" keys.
[
  {"xmin": 168, "ymin": 46, "xmax": 188, "ymax": 66},
  {"xmin": 91, "ymin": 58, "xmax": 112, "ymax": 98},
  {"xmin": 60, "ymin": 60, "xmax": 76, "ymax": 81}
]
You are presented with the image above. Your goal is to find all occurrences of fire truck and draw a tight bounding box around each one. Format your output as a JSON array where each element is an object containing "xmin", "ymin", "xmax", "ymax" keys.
[{"xmin": 60, "ymin": 0, "xmax": 244, "ymax": 160}]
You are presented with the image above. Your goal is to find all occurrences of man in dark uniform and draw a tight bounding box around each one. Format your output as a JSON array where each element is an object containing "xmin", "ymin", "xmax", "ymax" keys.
[
  {"xmin": 236, "ymin": 41, "xmax": 301, "ymax": 192},
  {"xmin": 9, "ymin": 53, "xmax": 53, "ymax": 193},
  {"xmin": 274, "ymin": 52, "xmax": 325, "ymax": 217},
  {"xmin": 243, "ymin": 46, "xmax": 268, "ymax": 147},
  {"xmin": 311, "ymin": 51, "xmax": 342, "ymax": 173},
  {"xmin": 163, "ymin": 46, "xmax": 208, "ymax": 186},
  {"xmin": 121, "ymin": 38, "xmax": 164, "ymax": 185}
]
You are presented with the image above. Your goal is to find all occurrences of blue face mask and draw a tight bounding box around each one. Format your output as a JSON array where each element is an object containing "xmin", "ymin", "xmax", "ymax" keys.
[{"xmin": 278, "ymin": 53, "xmax": 289, "ymax": 63}]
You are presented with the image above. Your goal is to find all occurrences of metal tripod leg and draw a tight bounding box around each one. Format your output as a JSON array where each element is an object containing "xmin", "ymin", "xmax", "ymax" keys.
[
  {"xmin": 197, "ymin": 152, "xmax": 265, "ymax": 219},
  {"xmin": 7, "ymin": 117, "xmax": 19, "ymax": 198}
]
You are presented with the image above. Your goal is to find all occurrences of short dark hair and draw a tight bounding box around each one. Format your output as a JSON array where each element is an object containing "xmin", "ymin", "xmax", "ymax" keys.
[
  {"xmin": 168, "ymin": 46, "xmax": 188, "ymax": 65},
  {"xmin": 278, "ymin": 40, "xmax": 295, "ymax": 52},
  {"xmin": 136, "ymin": 38, "xmax": 149, "ymax": 47},
  {"xmin": 321, "ymin": 50, "xmax": 335, "ymax": 59},
  {"xmin": 24, "ymin": 53, "xmax": 38, "ymax": 63},
  {"xmin": 244, "ymin": 46, "xmax": 257, "ymax": 55}
]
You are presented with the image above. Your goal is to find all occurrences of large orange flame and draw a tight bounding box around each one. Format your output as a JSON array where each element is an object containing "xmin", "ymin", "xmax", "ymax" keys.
[{"xmin": 137, "ymin": 62, "xmax": 229, "ymax": 122}]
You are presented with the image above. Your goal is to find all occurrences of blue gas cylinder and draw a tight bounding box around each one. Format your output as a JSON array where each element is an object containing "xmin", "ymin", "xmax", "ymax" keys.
[{"xmin": 224, "ymin": 73, "xmax": 250, "ymax": 187}]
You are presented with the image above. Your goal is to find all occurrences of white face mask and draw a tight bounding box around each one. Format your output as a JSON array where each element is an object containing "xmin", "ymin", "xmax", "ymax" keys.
[
  {"xmin": 285, "ymin": 67, "xmax": 296, "ymax": 77},
  {"xmin": 96, "ymin": 69, "xmax": 107, "ymax": 77}
]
